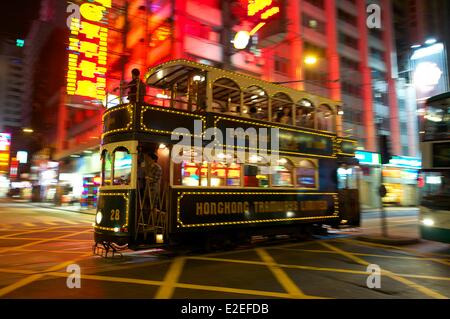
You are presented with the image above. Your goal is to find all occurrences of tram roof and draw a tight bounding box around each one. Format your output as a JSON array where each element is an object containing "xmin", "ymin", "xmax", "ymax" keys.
[
  {"xmin": 144, "ymin": 59, "xmax": 342, "ymax": 106},
  {"xmin": 426, "ymin": 91, "xmax": 450, "ymax": 105}
]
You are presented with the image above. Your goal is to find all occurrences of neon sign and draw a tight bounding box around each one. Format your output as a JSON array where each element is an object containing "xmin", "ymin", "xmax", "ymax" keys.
[{"xmin": 66, "ymin": 0, "xmax": 111, "ymax": 101}]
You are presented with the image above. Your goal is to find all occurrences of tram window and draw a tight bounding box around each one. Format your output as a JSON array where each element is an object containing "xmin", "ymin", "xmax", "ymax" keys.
[
  {"xmin": 297, "ymin": 159, "xmax": 317, "ymax": 188},
  {"xmin": 179, "ymin": 161, "xmax": 208, "ymax": 186},
  {"xmin": 272, "ymin": 158, "xmax": 294, "ymax": 187},
  {"xmin": 244, "ymin": 164, "xmax": 269, "ymax": 187},
  {"xmin": 317, "ymin": 104, "xmax": 335, "ymax": 132},
  {"xmin": 296, "ymin": 99, "xmax": 315, "ymax": 128},
  {"xmin": 211, "ymin": 162, "xmax": 241, "ymax": 187},
  {"xmin": 113, "ymin": 147, "xmax": 132, "ymax": 186},
  {"xmin": 102, "ymin": 150, "xmax": 112, "ymax": 186}
]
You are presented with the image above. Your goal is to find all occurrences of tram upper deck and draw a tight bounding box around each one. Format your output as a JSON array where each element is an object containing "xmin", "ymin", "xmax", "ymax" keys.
[{"xmin": 102, "ymin": 60, "xmax": 347, "ymax": 145}]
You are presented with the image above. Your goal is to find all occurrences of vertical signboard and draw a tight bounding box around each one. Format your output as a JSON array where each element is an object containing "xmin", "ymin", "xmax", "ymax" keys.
[
  {"xmin": 0, "ymin": 133, "xmax": 11, "ymax": 175},
  {"xmin": 66, "ymin": 0, "xmax": 111, "ymax": 103}
]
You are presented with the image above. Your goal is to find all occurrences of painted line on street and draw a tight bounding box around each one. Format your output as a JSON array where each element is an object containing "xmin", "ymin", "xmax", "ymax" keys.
[
  {"xmin": 320, "ymin": 241, "xmax": 448, "ymax": 299},
  {"xmin": 256, "ymin": 248, "xmax": 305, "ymax": 298},
  {"xmin": 154, "ymin": 257, "xmax": 186, "ymax": 299}
]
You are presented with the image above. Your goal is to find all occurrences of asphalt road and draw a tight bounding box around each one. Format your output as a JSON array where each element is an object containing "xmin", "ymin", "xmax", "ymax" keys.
[{"xmin": 0, "ymin": 200, "xmax": 449, "ymax": 299}]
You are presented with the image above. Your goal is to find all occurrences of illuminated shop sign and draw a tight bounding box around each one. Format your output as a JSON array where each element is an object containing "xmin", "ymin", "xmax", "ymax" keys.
[
  {"xmin": 387, "ymin": 156, "xmax": 422, "ymax": 169},
  {"xmin": 355, "ymin": 151, "xmax": 380, "ymax": 165},
  {"xmin": 66, "ymin": 0, "xmax": 111, "ymax": 101},
  {"xmin": 0, "ymin": 133, "xmax": 11, "ymax": 174}
]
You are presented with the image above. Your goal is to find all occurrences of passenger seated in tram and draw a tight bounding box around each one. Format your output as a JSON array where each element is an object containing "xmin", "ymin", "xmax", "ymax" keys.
[{"xmin": 278, "ymin": 106, "xmax": 292, "ymax": 125}]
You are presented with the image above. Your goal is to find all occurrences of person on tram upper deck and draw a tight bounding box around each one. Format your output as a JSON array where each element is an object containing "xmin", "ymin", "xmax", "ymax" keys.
[
  {"xmin": 279, "ymin": 106, "xmax": 292, "ymax": 125},
  {"xmin": 127, "ymin": 68, "xmax": 146, "ymax": 103}
]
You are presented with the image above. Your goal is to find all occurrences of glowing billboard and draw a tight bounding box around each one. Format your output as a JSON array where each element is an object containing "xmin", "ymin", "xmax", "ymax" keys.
[
  {"xmin": 0, "ymin": 133, "xmax": 11, "ymax": 174},
  {"xmin": 66, "ymin": 0, "xmax": 111, "ymax": 102},
  {"xmin": 411, "ymin": 43, "xmax": 449, "ymax": 101}
]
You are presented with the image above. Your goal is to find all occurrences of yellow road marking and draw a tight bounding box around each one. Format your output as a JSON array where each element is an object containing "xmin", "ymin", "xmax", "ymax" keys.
[
  {"xmin": 256, "ymin": 248, "xmax": 305, "ymax": 298},
  {"xmin": 320, "ymin": 241, "xmax": 448, "ymax": 299},
  {"xmin": 274, "ymin": 247, "xmax": 450, "ymax": 262},
  {"xmin": 0, "ymin": 226, "xmax": 71, "ymax": 239},
  {"xmin": 0, "ymin": 229, "xmax": 92, "ymax": 254},
  {"xmin": 0, "ymin": 252, "xmax": 92, "ymax": 298},
  {"xmin": 346, "ymin": 239, "xmax": 450, "ymax": 266},
  {"xmin": 189, "ymin": 255, "xmax": 368, "ymax": 275},
  {"xmin": 154, "ymin": 257, "xmax": 186, "ymax": 299}
]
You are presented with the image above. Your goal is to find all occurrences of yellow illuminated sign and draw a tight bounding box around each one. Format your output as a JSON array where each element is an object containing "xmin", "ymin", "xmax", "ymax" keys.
[{"xmin": 66, "ymin": 0, "xmax": 109, "ymax": 100}]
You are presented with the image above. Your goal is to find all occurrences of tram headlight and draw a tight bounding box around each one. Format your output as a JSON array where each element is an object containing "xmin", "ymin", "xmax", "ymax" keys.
[
  {"xmin": 422, "ymin": 218, "xmax": 434, "ymax": 227},
  {"xmin": 96, "ymin": 211, "xmax": 103, "ymax": 224}
]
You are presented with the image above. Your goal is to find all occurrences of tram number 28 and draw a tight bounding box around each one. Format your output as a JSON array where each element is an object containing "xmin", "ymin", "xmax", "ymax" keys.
[{"xmin": 110, "ymin": 209, "xmax": 120, "ymax": 221}]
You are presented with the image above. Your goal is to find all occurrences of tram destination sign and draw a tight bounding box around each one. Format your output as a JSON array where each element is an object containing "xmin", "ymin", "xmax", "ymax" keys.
[{"xmin": 176, "ymin": 191, "xmax": 338, "ymax": 228}]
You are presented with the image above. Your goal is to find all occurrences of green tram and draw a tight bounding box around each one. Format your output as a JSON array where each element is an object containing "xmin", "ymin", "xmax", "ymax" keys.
[{"xmin": 94, "ymin": 59, "xmax": 360, "ymax": 252}]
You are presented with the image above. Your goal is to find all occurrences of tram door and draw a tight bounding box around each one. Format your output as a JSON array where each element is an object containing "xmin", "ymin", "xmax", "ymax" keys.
[{"xmin": 337, "ymin": 165, "xmax": 361, "ymax": 226}]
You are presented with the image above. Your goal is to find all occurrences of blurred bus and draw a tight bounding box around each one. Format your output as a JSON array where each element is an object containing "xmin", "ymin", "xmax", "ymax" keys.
[{"xmin": 419, "ymin": 92, "xmax": 450, "ymax": 243}]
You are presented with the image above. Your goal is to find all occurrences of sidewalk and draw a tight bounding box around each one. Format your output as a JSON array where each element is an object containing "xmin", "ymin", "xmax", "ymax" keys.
[{"xmin": 29, "ymin": 202, "xmax": 97, "ymax": 215}]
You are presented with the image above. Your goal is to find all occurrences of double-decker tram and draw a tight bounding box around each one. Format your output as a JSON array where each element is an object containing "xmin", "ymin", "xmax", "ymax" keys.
[
  {"xmin": 94, "ymin": 60, "xmax": 360, "ymax": 253},
  {"xmin": 419, "ymin": 92, "xmax": 450, "ymax": 243}
]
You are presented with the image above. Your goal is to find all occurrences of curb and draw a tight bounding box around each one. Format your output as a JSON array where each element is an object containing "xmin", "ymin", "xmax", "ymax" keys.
[
  {"xmin": 356, "ymin": 235, "xmax": 421, "ymax": 246},
  {"xmin": 29, "ymin": 203, "xmax": 96, "ymax": 216}
]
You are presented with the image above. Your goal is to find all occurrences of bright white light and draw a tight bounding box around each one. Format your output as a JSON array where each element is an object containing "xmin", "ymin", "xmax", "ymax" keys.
[
  {"xmin": 413, "ymin": 62, "xmax": 442, "ymax": 88},
  {"xmin": 304, "ymin": 56, "xmax": 318, "ymax": 65},
  {"xmin": 156, "ymin": 93, "xmax": 169, "ymax": 99},
  {"xmin": 233, "ymin": 31, "xmax": 250, "ymax": 50},
  {"xmin": 70, "ymin": 154, "xmax": 80, "ymax": 158},
  {"xmin": 96, "ymin": 212, "xmax": 103, "ymax": 224},
  {"xmin": 159, "ymin": 143, "xmax": 166, "ymax": 149},
  {"xmin": 425, "ymin": 38, "xmax": 437, "ymax": 45},
  {"xmin": 192, "ymin": 75, "xmax": 205, "ymax": 82},
  {"xmin": 411, "ymin": 43, "xmax": 443, "ymax": 60},
  {"xmin": 156, "ymin": 70, "xmax": 163, "ymax": 79},
  {"xmin": 422, "ymin": 218, "xmax": 434, "ymax": 226},
  {"xmin": 251, "ymin": 95, "xmax": 258, "ymax": 99},
  {"xmin": 410, "ymin": 44, "xmax": 421, "ymax": 49},
  {"xmin": 286, "ymin": 211, "xmax": 295, "ymax": 218},
  {"xmin": 338, "ymin": 110, "xmax": 344, "ymax": 115},
  {"xmin": 278, "ymin": 158, "xmax": 287, "ymax": 165},
  {"xmin": 83, "ymin": 150, "xmax": 93, "ymax": 154},
  {"xmin": 259, "ymin": 91, "xmax": 265, "ymax": 96},
  {"xmin": 114, "ymin": 227, "xmax": 120, "ymax": 232},
  {"xmin": 426, "ymin": 176, "xmax": 441, "ymax": 184},
  {"xmin": 17, "ymin": 151, "xmax": 28, "ymax": 164}
]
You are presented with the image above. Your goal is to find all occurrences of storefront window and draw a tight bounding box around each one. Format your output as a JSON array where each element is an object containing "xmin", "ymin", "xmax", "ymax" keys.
[
  {"xmin": 272, "ymin": 158, "xmax": 294, "ymax": 187},
  {"xmin": 297, "ymin": 159, "xmax": 317, "ymax": 188},
  {"xmin": 211, "ymin": 162, "xmax": 241, "ymax": 187},
  {"xmin": 102, "ymin": 150, "xmax": 112, "ymax": 186},
  {"xmin": 113, "ymin": 147, "xmax": 132, "ymax": 185},
  {"xmin": 180, "ymin": 161, "xmax": 208, "ymax": 186},
  {"xmin": 337, "ymin": 165, "xmax": 359, "ymax": 189}
]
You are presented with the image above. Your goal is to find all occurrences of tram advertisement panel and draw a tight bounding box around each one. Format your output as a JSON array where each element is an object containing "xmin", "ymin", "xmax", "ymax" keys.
[
  {"xmin": 214, "ymin": 117, "xmax": 334, "ymax": 157},
  {"xmin": 176, "ymin": 190, "xmax": 338, "ymax": 228},
  {"xmin": 103, "ymin": 105, "xmax": 133, "ymax": 135}
]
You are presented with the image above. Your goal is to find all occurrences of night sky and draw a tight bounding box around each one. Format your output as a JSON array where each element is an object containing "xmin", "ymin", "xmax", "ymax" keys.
[{"xmin": 0, "ymin": 0, "xmax": 42, "ymax": 39}]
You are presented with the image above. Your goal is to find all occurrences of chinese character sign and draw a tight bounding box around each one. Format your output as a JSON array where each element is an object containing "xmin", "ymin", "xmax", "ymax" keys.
[
  {"xmin": 0, "ymin": 133, "xmax": 11, "ymax": 174},
  {"xmin": 66, "ymin": 0, "xmax": 111, "ymax": 101}
]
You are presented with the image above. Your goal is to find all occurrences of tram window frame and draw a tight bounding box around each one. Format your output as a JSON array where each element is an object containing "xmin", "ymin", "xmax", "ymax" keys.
[
  {"xmin": 175, "ymin": 161, "xmax": 208, "ymax": 187},
  {"xmin": 271, "ymin": 158, "xmax": 295, "ymax": 187},
  {"xmin": 112, "ymin": 147, "xmax": 132, "ymax": 186},
  {"xmin": 101, "ymin": 149, "xmax": 113, "ymax": 186},
  {"xmin": 296, "ymin": 159, "xmax": 318, "ymax": 189},
  {"xmin": 210, "ymin": 160, "xmax": 241, "ymax": 187},
  {"xmin": 243, "ymin": 160, "xmax": 270, "ymax": 188}
]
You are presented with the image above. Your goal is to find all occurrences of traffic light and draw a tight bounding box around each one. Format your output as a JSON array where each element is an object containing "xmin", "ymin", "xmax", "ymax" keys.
[{"xmin": 379, "ymin": 135, "xmax": 392, "ymax": 164}]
